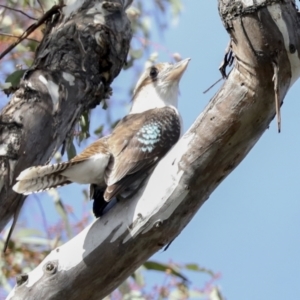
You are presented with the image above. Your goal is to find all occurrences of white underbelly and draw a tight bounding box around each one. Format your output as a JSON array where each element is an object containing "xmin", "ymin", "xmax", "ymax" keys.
[{"xmin": 62, "ymin": 153, "xmax": 110, "ymax": 185}]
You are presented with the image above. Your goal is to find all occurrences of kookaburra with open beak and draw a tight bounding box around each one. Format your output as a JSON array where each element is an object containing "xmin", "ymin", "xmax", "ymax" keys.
[{"xmin": 13, "ymin": 58, "xmax": 190, "ymax": 217}]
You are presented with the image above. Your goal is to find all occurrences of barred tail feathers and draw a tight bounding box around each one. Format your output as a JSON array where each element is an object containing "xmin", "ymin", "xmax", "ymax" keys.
[
  {"xmin": 12, "ymin": 174, "xmax": 71, "ymax": 195},
  {"xmin": 16, "ymin": 162, "xmax": 74, "ymax": 181}
]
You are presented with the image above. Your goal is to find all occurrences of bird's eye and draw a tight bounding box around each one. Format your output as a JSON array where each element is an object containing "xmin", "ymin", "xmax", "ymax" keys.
[{"xmin": 149, "ymin": 67, "xmax": 158, "ymax": 78}]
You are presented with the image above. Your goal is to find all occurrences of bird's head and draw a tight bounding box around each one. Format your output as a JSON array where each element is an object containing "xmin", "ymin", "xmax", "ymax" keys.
[{"xmin": 130, "ymin": 58, "xmax": 190, "ymax": 114}]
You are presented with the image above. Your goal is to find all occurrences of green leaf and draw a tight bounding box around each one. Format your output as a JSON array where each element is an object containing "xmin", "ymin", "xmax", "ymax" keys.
[
  {"xmin": 132, "ymin": 267, "xmax": 145, "ymax": 286},
  {"xmin": 118, "ymin": 280, "xmax": 131, "ymax": 296},
  {"xmin": 94, "ymin": 125, "xmax": 104, "ymax": 136},
  {"xmin": 130, "ymin": 49, "xmax": 143, "ymax": 59},
  {"xmin": 102, "ymin": 99, "xmax": 108, "ymax": 110},
  {"xmin": 17, "ymin": 236, "xmax": 53, "ymax": 246},
  {"xmin": 143, "ymin": 261, "xmax": 188, "ymax": 282},
  {"xmin": 79, "ymin": 112, "xmax": 90, "ymax": 137},
  {"xmin": 123, "ymin": 58, "xmax": 134, "ymax": 70},
  {"xmin": 123, "ymin": 290, "xmax": 145, "ymax": 300},
  {"xmin": 5, "ymin": 69, "xmax": 26, "ymax": 88},
  {"xmin": 169, "ymin": 0, "xmax": 183, "ymax": 16},
  {"xmin": 15, "ymin": 228, "xmax": 44, "ymax": 238},
  {"xmin": 54, "ymin": 151, "xmax": 62, "ymax": 163},
  {"xmin": 209, "ymin": 287, "xmax": 224, "ymax": 300},
  {"xmin": 188, "ymin": 290, "xmax": 206, "ymax": 298},
  {"xmin": 185, "ymin": 263, "xmax": 216, "ymax": 277},
  {"xmin": 67, "ymin": 141, "xmax": 77, "ymax": 160},
  {"xmin": 79, "ymin": 111, "xmax": 91, "ymax": 142},
  {"xmin": 26, "ymin": 40, "xmax": 39, "ymax": 52},
  {"xmin": 111, "ymin": 119, "xmax": 121, "ymax": 129},
  {"xmin": 0, "ymin": 269, "xmax": 12, "ymax": 293},
  {"xmin": 82, "ymin": 189, "xmax": 89, "ymax": 202},
  {"xmin": 169, "ymin": 288, "xmax": 186, "ymax": 300}
]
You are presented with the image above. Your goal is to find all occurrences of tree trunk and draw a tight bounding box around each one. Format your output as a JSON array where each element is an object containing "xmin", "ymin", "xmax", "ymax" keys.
[
  {"xmin": 0, "ymin": 0, "xmax": 131, "ymax": 235},
  {"xmin": 7, "ymin": 0, "xmax": 300, "ymax": 299}
]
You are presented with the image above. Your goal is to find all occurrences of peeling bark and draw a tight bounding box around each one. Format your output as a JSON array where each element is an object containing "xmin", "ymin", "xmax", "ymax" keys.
[
  {"xmin": 0, "ymin": 0, "xmax": 131, "ymax": 234},
  {"xmin": 7, "ymin": 0, "xmax": 300, "ymax": 299}
]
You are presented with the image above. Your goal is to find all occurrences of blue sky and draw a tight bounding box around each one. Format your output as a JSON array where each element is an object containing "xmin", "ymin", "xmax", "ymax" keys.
[{"xmin": 2, "ymin": 1, "xmax": 300, "ymax": 299}]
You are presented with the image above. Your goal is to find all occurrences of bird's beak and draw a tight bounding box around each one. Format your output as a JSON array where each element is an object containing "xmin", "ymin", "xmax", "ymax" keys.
[{"xmin": 165, "ymin": 58, "xmax": 191, "ymax": 82}]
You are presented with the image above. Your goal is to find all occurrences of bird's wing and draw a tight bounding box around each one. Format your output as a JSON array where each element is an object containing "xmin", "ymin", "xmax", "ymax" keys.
[
  {"xmin": 104, "ymin": 106, "xmax": 181, "ymax": 200},
  {"xmin": 70, "ymin": 136, "xmax": 110, "ymax": 163}
]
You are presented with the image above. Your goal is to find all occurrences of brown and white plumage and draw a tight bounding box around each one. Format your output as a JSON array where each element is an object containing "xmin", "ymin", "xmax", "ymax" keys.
[
  {"xmin": 13, "ymin": 58, "xmax": 190, "ymax": 217},
  {"xmin": 13, "ymin": 138, "xmax": 110, "ymax": 194},
  {"xmin": 104, "ymin": 106, "xmax": 181, "ymax": 200}
]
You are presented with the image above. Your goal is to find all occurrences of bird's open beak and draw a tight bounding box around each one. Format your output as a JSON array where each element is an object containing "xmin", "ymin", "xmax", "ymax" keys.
[{"xmin": 165, "ymin": 58, "xmax": 191, "ymax": 82}]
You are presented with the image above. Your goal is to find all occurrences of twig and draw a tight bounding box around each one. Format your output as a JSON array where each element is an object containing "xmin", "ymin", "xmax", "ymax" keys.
[
  {"xmin": 272, "ymin": 61, "xmax": 281, "ymax": 132},
  {"xmin": 36, "ymin": 0, "xmax": 44, "ymax": 14},
  {"xmin": 0, "ymin": 32, "xmax": 39, "ymax": 43},
  {"xmin": 203, "ymin": 78, "xmax": 223, "ymax": 94},
  {"xmin": 3, "ymin": 197, "xmax": 25, "ymax": 253},
  {"xmin": 0, "ymin": 4, "xmax": 37, "ymax": 21},
  {"xmin": 0, "ymin": 5, "xmax": 62, "ymax": 61}
]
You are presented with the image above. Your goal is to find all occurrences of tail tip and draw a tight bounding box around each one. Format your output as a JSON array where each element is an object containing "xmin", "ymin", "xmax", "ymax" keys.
[
  {"xmin": 12, "ymin": 182, "xmax": 21, "ymax": 193},
  {"xmin": 12, "ymin": 182, "xmax": 31, "ymax": 195}
]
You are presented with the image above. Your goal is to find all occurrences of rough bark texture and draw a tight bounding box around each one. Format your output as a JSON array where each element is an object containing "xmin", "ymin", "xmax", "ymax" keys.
[
  {"xmin": 0, "ymin": 0, "xmax": 131, "ymax": 232},
  {"xmin": 7, "ymin": 0, "xmax": 300, "ymax": 299}
]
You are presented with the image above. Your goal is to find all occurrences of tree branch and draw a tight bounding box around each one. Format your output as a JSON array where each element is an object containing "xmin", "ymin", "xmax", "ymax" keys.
[
  {"xmin": 0, "ymin": 32, "xmax": 39, "ymax": 43},
  {"xmin": 0, "ymin": 5, "xmax": 63, "ymax": 61},
  {"xmin": 0, "ymin": 0, "xmax": 131, "ymax": 245},
  {"xmin": 0, "ymin": 5, "xmax": 38, "ymax": 21},
  {"xmin": 7, "ymin": 0, "xmax": 300, "ymax": 299}
]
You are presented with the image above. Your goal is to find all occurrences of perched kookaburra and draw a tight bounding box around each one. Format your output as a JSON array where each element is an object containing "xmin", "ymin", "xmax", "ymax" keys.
[{"xmin": 13, "ymin": 58, "xmax": 190, "ymax": 217}]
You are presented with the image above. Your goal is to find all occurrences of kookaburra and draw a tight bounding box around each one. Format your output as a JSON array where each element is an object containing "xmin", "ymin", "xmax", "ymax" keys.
[{"xmin": 13, "ymin": 58, "xmax": 190, "ymax": 217}]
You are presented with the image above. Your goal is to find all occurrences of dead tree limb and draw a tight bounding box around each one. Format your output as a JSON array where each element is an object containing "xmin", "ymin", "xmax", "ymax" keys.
[
  {"xmin": 7, "ymin": 0, "xmax": 300, "ymax": 299},
  {"xmin": 0, "ymin": 0, "xmax": 131, "ymax": 241}
]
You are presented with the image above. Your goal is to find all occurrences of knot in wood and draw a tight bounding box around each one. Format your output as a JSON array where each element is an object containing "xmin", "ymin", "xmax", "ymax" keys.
[
  {"xmin": 44, "ymin": 261, "xmax": 57, "ymax": 274},
  {"xmin": 102, "ymin": 1, "xmax": 122, "ymax": 13},
  {"xmin": 289, "ymin": 44, "xmax": 296, "ymax": 54},
  {"xmin": 154, "ymin": 220, "xmax": 163, "ymax": 228},
  {"xmin": 16, "ymin": 273, "xmax": 28, "ymax": 286}
]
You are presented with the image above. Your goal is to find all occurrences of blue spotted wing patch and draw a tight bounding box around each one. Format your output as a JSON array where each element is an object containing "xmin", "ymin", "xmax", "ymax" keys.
[{"xmin": 137, "ymin": 123, "xmax": 162, "ymax": 152}]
